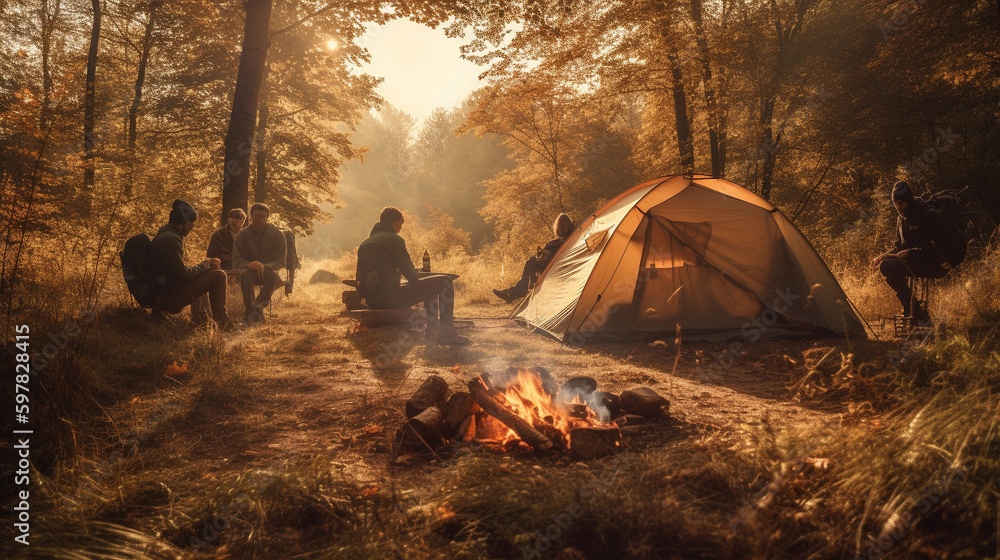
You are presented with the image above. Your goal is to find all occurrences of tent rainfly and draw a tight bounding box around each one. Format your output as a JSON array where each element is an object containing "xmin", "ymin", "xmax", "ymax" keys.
[{"xmin": 514, "ymin": 174, "xmax": 867, "ymax": 344}]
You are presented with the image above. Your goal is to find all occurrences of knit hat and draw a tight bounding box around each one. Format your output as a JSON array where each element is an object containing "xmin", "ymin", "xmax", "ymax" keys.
[
  {"xmin": 891, "ymin": 181, "xmax": 915, "ymax": 203},
  {"xmin": 168, "ymin": 199, "xmax": 198, "ymax": 225}
]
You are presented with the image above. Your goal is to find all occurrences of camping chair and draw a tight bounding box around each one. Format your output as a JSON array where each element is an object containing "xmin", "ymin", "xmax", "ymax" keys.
[
  {"xmin": 891, "ymin": 277, "xmax": 935, "ymax": 337},
  {"xmin": 251, "ymin": 269, "xmax": 286, "ymax": 317}
]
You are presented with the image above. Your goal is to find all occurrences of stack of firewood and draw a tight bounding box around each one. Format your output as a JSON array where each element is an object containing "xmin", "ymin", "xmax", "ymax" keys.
[{"xmin": 394, "ymin": 367, "xmax": 670, "ymax": 460}]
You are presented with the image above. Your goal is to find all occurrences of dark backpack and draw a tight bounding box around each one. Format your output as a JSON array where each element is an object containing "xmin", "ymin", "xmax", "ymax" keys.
[
  {"xmin": 921, "ymin": 190, "xmax": 968, "ymax": 267},
  {"xmin": 120, "ymin": 233, "xmax": 166, "ymax": 307}
]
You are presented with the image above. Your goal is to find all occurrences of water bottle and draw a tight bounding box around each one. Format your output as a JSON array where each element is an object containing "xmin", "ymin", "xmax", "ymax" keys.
[{"xmin": 422, "ymin": 250, "xmax": 431, "ymax": 272}]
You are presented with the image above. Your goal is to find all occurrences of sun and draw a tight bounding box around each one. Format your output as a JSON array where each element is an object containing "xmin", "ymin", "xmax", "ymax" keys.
[{"xmin": 326, "ymin": 39, "xmax": 338, "ymax": 51}]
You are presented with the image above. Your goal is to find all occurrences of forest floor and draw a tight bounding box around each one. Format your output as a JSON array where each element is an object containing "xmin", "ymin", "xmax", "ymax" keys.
[{"xmin": 16, "ymin": 273, "xmax": 936, "ymax": 559}]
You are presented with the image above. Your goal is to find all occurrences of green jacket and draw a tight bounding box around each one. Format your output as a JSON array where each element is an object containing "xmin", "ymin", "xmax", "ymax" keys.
[
  {"xmin": 357, "ymin": 222, "xmax": 419, "ymax": 305},
  {"xmin": 151, "ymin": 224, "xmax": 209, "ymax": 286}
]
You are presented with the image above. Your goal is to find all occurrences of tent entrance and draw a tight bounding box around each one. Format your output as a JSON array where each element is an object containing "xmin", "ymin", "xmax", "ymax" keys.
[{"xmin": 628, "ymin": 217, "xmax": 764, "ymax": 333}]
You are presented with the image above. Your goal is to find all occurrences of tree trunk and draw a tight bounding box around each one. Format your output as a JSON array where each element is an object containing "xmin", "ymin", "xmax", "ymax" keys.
[
  {"xmin": 254, "ymin": 64, "xmax": 270, "ymax": 203},
  {"xmin": 669, "ymin": 54, "xmax": 694, "ymax": 172},
  {"xmin": 128, "ymin": 3, "xmax": 157, "ymax": 154},
  {"xmin": 39, "ymin": 0, "xmax": 61, "ymax": 132},
  {"xmin": 222, "ymin": 0, "xmax": 273, "ymax": 224},
  {"xmin": 690, "ymin": 0, "xmax": 723, "ymax": 176},
  {"xmin": 759, "ymin": 94, "xmax": 777, "ymax": 201},
  {"xmin": 82, "ymin": 0, "xmax": 101, "ymax": 212}
]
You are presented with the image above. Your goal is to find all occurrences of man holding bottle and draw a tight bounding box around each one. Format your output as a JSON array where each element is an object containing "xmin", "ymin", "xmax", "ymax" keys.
[{"xmin": 356, "ymin": 207, "xmax": 470, "ymax": 346}]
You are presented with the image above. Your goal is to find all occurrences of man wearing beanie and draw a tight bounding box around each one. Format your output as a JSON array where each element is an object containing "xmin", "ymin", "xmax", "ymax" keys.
[
  {"xmin": 150, "ymin": 199, "xmax": 233, "ymax": 329},
  {"xmin": 872, "ymin": 181, "xmax": 956, "ymax": 323},
  {"xmin": 232, "ymin": 203, "xmax": 286, "ymax": 325}
]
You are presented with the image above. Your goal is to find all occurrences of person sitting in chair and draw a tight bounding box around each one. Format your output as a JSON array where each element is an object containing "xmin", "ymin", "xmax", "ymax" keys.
[
  {"xmin": 872, "ymin": 181, "xmax": 956, "ymax": 324},
  {"xmin": 150, "ymin": 199, "xmax": 233, "ymax": 329},
  {"xmin": 207, "ymin": 208, "xmax": 246, "ymax": 271},
  {"xmin": 233, "ymin": 203, "xmax": 286, "ymax": 325},
  {"xmin": 493, "ymin": 213, "xmax": 575, "ymax": 303},
  {"xmin": 357, "ymin": 207, "xmax": 470, "ymax": 346}
]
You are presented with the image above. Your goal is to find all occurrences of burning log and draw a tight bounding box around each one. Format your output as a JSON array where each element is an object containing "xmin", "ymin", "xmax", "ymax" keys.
[
  {"xmin": 443, "ymin": 391, "xmax": 479, "ymax": 439},
  {"xmin": 456, "ymin": 415, "xmax": 476, "ymax": 441},
  {"xmin": 570, "ymin": 427, "xmax": 622, "ymax": 460},
  {"xmin": 395, "ymin": 406, "xmax": 444, "ymax": 452},
  {"xmin": 489, "ymin": 367, "xmax": 558, "ymax": 399},
  {"xmin": 405, "ymin": 375, "xmax": 450, "ymax": 418},
  {"xmin": 468, "ymin": 376, "xmax": 554, "ymax": 451},
  {"xmin": 587, "ymin": 391, "xmax": 621, "ymax": 422},
  {"xmin": 620, "ymin": 387, "xmax": 670, "ymax": 418}
]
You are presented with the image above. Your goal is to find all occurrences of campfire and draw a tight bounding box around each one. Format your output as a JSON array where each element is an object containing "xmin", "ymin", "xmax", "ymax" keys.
[{"xmin": 395, "ymin": 367, "xmax": 670, "ymax": 460}]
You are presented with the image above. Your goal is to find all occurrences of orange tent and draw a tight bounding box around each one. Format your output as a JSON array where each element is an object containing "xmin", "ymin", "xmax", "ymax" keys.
[{"xmin": 514, "ymin": 174, "xmax": 866, "ymax": 344}]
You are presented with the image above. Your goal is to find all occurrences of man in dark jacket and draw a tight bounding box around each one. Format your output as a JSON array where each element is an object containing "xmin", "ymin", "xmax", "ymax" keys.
[
  {"xmin": 150, "ymin": 199, "xmax": 232, "ymax": 328},
  {"xmin": 357, "ymin": 207, "xmax": 470, "ymax": 346},
  {"xmin": 233, "ymin": 203, "xmax": 286, "ymax": 325},
  {"xmin": 873, "ymin": 181, "xmax": 956, "ymax": 321},
  {"xmin": 207, "ymin": 208, "xmax": 246, "ymax": 271}
]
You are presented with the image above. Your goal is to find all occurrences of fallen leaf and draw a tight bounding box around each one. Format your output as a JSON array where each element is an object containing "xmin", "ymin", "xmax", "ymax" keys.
[
  {"xmin": 436, "ymin": 504, "xmax": 455, "ymax": 521},
  {"xmin": 359, "ymin": 486, "xmax": 378, "ymax": 498},
  {"xmin": 451, "ymin": 365, "xmax": 463, "ymax": 373},
  {"xmin": 165, "ymin": 361, "xmax": 188, "ymax": 376},
  {"xmin": 394, "ymin": 453, "xmax": 416, "ymax": 464},
  {"xmin": 362, "ymin": 423, "xmax": 383, "ymax": 434},
  {"xmin": 130, "ymin": 396, "xmax": 140, "ymax": 405}
]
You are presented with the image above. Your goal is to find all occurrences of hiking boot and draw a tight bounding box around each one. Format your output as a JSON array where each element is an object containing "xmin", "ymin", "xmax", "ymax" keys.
[
  {"xmin": 243, "ymin": 308, "xmax": 265, "ymax": 327},
  {"xmin": 493, "ymin": 288, "xmax": 514, "ymax": 304},
  {"xmin": 436, "ymin": 326, "xmax": 471, "ymax": 346},
  {"xmin": 425, "ymin": 323, "xmax": 440, "ymax": 342},
  {"xmin": 910, "ymin": 301, "xmax": 931, "ymax": 327}
]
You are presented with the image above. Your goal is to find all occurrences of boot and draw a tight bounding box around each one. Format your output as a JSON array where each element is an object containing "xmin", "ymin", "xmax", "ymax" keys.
[
  {"xmin": 436, "ymin": 325, "xmax": 471, "ymax": 346},
  {"xmin": 493, "ymin": 288, "xmax": 514, "ymax": 304}
]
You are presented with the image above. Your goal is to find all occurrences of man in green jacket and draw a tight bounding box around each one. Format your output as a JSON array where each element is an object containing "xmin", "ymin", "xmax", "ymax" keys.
[
  {"xmin": 233, "ymin": 203, "xmax": 286, "ymax": 325},
  {"xmin": 150, "ymin": 199, "xmax": 232, "ymax": 328},
  {"xmin": 357, "ymin": 207, "xmax": 470, "ymax": 346}
]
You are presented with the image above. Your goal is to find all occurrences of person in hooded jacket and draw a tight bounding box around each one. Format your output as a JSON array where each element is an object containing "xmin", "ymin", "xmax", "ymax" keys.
[
  {"xmin": 356, "ymin": 207, "xmax": 470, "ymax": 346},
  {"xmin": 150, "ymin": 199, "xmax": 233, "ymax": 329},
  {"xmin": 872, "ymin": 181, "xmax": 956, "ymax": 323}
]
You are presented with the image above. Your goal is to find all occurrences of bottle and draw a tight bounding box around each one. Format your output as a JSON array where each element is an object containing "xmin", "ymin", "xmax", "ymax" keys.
[{"xmin": 422, "ymin": 250, "xmax": 431, "ymax": 272}]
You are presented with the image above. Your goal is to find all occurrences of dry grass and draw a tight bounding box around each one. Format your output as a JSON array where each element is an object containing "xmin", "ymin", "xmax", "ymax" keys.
[{"xmin": 7, "ymin": 228, "xmax": 1000, "ymax": 559}]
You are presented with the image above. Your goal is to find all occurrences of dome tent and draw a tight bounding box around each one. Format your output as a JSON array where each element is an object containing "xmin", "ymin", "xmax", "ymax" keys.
[{"xmin": 513, "ymin": 174, "xmax": 866, "ymax": 344}]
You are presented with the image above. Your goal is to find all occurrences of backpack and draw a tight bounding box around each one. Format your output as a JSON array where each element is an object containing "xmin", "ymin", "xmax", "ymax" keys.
[
  {"xmin": 120, "ymin": 233, "xmax": 166, "ymax": 307},
  {"xmin": 920, "ymin": 190, "xmax": 968, "ymax": 267}
]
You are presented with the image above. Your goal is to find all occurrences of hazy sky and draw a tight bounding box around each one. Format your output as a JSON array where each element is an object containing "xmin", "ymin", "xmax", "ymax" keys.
[{"xmin": 358, "ymin": 20, "xmax": 487, "ymax": 124}]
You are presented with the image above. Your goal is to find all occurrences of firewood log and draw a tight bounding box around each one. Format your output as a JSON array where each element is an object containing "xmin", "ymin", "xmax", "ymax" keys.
[
  {"xmin": 569, "ymin": 427, "xmax": 622, "ymax": 460},
  {"xmin": 394, "ymin": 406, "xmax": 444, "ymax": 452},
  {"xmin": 468, "ymin": 376, "xmax": 554, "ymax": 451},
  {"xmin": 443, "ymin": 392, "xmax": 479, "ymax": 439},
  {"xmin": 620, "ymin": 387, "xmax": 670, "ymax": 417},
  {"xmin": 405, "ymin": 375, "xmax": 450, "ymax": 418},
  {"xmin": 587, "ymin": 391, "xmax": 621, "ymax": 422}
]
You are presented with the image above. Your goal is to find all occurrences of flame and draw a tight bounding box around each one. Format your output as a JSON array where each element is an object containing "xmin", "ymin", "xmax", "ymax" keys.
[{"xmin": 480, "ymin": 369, "xmax": 608, "ymax": 446}]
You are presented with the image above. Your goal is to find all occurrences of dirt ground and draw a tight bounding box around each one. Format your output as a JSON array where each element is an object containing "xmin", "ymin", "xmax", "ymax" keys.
[{"xmin": 183, "ymin": 279, "xmax": 854, "ymax": 493}]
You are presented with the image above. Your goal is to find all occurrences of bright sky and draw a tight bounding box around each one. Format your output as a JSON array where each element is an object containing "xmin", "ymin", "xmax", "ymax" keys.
[{"xmin": 357, "ymin": 19, "xmax": 486, "ymax": 124}]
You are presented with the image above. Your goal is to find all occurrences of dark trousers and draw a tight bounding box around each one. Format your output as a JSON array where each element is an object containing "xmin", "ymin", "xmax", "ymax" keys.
[
  {"xmin": 160, "ymin": 270, "xmax": 229, "ymax": 323},
  {"xmin": 879, "ymin": 254, "xmax": 947, "ymax": 312},
  {"xmin": 372, "ymin": 275, "xmax": 455, "ymax": 327},
  {"xmin": 240, "ymin": 269, "xmax": 282, "ymax": 314},
  {"xmin": 508, "ymin": 256, "xmax": 544, "ymax": 299}
]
